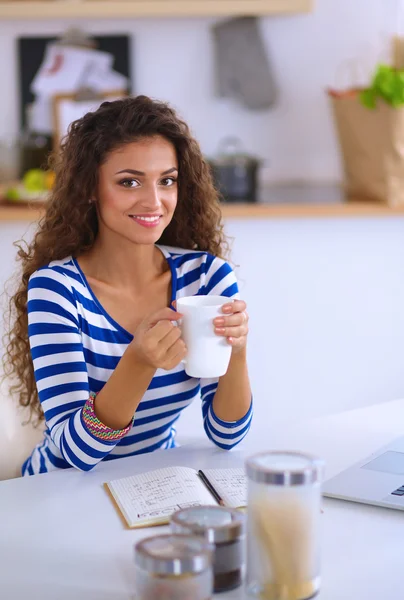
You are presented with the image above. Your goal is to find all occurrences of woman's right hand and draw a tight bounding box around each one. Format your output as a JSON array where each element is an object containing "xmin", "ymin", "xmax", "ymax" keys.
[{"xmin": 130, "ymin": 307, "xmax": 187, "ymax": 371}]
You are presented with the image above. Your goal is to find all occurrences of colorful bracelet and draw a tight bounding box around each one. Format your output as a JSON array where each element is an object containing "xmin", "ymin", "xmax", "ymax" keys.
[{"xmin": 82, "ymin": 391, "xmax": 133, "ymax": 442}]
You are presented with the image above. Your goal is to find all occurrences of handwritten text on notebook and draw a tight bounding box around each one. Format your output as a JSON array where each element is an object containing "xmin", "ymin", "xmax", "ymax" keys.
[{"xmin": 106, "ymin": 466, "xmax": 247, "ymax": 528}]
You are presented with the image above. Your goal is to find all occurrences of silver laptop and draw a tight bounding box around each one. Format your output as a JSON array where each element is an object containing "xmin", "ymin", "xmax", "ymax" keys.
[{"xmin": 322, "ymin": 436, "xmax": 404, "ymax": 510}]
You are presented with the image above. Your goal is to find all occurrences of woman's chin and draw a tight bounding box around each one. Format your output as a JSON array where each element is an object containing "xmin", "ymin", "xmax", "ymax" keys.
[{"xmin": 128, "ymin": 230, "xmax": 164, "ymax": 246}]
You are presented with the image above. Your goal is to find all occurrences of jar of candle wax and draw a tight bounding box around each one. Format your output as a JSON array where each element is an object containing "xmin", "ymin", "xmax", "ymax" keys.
[
  {"xmin": 246, "ymin": 451, "xmax": 324, "ymax": 600},
  {"xmin": 134, "ymin": 534, "xmax": 213, "ymax": 600},
  {"xmin": 171, "ymin": 505, "xmax": 245, "ymax": 593}
]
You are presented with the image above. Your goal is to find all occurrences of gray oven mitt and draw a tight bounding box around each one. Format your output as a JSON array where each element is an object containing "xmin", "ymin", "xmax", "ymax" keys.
[{"xmin": 211, "ymin": 16, "xmax": 278, "ymax": 111}]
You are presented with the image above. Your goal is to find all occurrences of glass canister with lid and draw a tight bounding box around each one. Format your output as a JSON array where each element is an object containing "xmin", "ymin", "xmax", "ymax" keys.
[
  {"xmin": 134, "ymin": 533, "xmax": 213, "ymax": 600},
  {"xmin": 170, "ymin": 505, "xmax": 245, "ymax": 593},
  {"xmin": 245, "ymin": 451, "xmax": 324, "ymax": 600}
]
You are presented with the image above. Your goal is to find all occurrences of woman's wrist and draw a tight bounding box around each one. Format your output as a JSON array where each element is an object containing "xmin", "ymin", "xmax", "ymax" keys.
[
  {"xmin": 213, "ymin": 344, "xmax": 250, "ymax": 422},
  {"xmin": 83, "ymin": 392, "xmax": 133, "ymax": 440},
  {"xmin": 230, "ymin": 345, "xmax": 248, "ymax": 362},
  {"xmin": 92, "ymin": 344, "xmax": 157, "ymax": 430}
]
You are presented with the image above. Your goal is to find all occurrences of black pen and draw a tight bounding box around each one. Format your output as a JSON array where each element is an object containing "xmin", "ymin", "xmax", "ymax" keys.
[{"xmin": 198, "ymin": 470, "xmax": 225, "ymax": 507}]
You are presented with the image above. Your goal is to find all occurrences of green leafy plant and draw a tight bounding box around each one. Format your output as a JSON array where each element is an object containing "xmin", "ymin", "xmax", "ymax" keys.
[{"xmin": 360, "ymin": 64, "xmax": 404, "ymax": 109}]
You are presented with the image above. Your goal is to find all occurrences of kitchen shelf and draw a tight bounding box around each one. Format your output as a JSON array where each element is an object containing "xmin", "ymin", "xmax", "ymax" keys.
[
  {"xmin": 1, "ymin": 200, "xmax": 404, "ymax": 222},
  {"xmin": 0, "ymin": 0, "xmax": 313, "ymax": 19}
]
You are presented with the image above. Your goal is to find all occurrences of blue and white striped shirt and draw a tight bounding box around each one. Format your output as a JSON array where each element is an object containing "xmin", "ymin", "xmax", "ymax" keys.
[{"xmin": 23, "ymin": 245, "xmax": 252, "ymax": 475}]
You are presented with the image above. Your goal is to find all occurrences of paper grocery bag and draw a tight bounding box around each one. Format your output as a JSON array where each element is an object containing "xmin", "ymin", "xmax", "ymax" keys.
[{"xmin": 328, "ymin": 90, "xmax": 404, "ymax": 207}]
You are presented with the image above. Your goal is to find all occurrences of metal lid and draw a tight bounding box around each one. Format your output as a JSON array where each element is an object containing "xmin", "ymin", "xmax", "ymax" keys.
[
  {"xmin": 211, "ymin": 136, "xmax": 260, "ymax": 167},
  {"xmin": 170, "ymin": 505, "xmax": 245, "ymax": 544},
  {"xmin": 134, "ymin": 534, "xmax": 213, "ymax": 576},
  {"xmin": 246, "ymin": 451, "xmax": 324, "ymax": 486}
]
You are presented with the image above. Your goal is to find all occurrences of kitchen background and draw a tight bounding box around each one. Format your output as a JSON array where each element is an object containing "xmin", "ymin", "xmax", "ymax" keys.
[
  {"xmin": 1, "ymin": 0, "xmax": 404, "ymax": 470},
  {"xmin": 0, "ymin": 0, "xmax": 399, "ymax": 182}
]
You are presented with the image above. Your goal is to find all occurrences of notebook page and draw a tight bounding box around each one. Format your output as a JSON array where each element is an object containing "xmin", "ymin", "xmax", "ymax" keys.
[
  {"xmin": 202, "ymin": 468, "xmax": 247, "ymax": 508},
  {"xmin": 107, "ymin": 466, "xmax": 216, "ymax": 527}
]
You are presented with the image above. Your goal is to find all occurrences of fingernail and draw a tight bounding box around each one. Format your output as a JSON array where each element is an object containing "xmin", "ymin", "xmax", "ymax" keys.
[
  {"xmin": 228, "ymin": 337, "xmax": 234, "ymax": 344},
  {"xmin": 222, "ymin": 305, "xmax": 232, "ymax": 313},
  {"xmin": 214, "ymin": 318, "xmax": 225, "ymax": 326},
  {"xmin": 215, "ymin": 327, "xmax": 226, "ymax": 334}
]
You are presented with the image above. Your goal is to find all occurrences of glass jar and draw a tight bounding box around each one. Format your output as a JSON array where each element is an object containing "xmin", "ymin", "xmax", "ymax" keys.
[
  {"xmin": 245, "ymin": 451, "xmax": 324, "ymax": 600},
  {"xmin": 171, "ymin": 505, "xmax": 245, "ymax": 593},
  {"xmin": 0, "ymin": 136, "xmax": 20, "ymax": 183},
  {"xmin": 134, "ymin": 533, "xmax": 213, "ymax": 600},
  {"xmin": 19, "ymin": 104, "xmax": 52, "ymax": 177}
]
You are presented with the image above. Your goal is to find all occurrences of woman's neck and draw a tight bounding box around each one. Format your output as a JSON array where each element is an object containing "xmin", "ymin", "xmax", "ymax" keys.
[{"xmin": 77, "ymin": 235, "xmax": 167, "ymax": 292}]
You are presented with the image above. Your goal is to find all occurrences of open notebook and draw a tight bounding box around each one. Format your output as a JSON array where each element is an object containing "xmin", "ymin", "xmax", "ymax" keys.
[{"xmin": 105, "ymin": 466, "xmax": 247, "ymax": 528}]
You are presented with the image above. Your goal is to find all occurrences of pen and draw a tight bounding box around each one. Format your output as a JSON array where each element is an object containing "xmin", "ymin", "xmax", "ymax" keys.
[{"xmin": 198, "ymin": 470, "xmax": 225, "ymax": 507}]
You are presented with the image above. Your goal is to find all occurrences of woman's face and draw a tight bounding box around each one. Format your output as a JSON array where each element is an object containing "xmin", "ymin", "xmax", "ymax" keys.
[{"xmin": 96, "ymin": 135, "xmax": 178, "ymax": 246}]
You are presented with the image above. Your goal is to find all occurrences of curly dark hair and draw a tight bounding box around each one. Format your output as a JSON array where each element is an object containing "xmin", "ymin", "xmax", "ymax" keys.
[{"xmin": 3, "ymin": 95, "xmax": 228, "ymax": 423}]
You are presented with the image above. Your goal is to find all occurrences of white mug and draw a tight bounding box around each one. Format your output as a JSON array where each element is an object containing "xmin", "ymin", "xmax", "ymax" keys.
[{"xmin": 176, "ymin": 295, "xmax": 233, "ymax": 378}]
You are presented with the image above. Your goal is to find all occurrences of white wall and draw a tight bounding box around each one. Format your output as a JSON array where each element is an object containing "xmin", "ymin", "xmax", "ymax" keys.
[
  {"xmin": 0, "ymin": 0, "xmax": 398, "ymax": 183},
  {"xmin": 177, "ymin": 215, "xmax": 404, "ymax": 438}
]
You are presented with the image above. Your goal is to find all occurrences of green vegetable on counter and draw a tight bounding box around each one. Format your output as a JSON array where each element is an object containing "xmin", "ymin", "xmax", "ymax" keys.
[
  {"xmin": 3, "ymin": 168, "xmax": 55, "ymax": 203},
  {"xmin": 23, "ymin": 168, "xmax": 46, "ymax": 192},
  {"xmin": 5, "ymin": 187, "xmax": 20, "ymax": 202},
  {"xmin": 360, "ymin": 64, "xmax": 404, "ymax": 109}
]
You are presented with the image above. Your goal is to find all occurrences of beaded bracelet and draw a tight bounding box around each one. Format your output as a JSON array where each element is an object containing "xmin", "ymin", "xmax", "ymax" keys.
[{"xmin": 82, "ymin": 391, "xmax": 133, "ymax": 442}]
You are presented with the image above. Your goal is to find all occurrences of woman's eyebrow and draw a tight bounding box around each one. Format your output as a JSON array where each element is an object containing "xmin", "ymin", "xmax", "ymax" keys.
[{"xmin": 115, "ymin": 167, "xmax": 178, "ymax": 176}]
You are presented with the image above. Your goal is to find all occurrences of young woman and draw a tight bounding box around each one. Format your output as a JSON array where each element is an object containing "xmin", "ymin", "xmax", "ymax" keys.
[{"xmin": 4, "ymin": 95, "xmax": 252, "ymax": 475}]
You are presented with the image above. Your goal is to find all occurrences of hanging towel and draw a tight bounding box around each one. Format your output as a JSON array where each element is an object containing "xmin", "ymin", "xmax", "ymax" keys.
[{"xmin": 211, "ymin": 16, "xmax": 278, "ymax": 111}]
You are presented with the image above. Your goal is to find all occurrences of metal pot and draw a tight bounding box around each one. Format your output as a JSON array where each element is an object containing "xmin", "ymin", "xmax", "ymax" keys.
[{"xmin": 208, "ymin": 137, "xmax": 261, "ymax": 203}]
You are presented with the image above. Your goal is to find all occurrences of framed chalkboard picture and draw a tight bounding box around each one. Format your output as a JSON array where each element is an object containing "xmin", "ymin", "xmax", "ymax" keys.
[
  {"xmin": 17, "ymin": 34, "xmax": 132, "ymax": 131},
  {"xmin": 52, "ymin": 90, "xmax": 127, "ymax": 148}
]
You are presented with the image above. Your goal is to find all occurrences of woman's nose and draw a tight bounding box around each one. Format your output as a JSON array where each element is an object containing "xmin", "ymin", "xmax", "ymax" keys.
[{"xmin": 139, "ymin": 185, "xmax": 162, "ymax": 210}]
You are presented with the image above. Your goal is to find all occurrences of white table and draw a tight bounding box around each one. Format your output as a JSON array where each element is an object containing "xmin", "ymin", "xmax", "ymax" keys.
[{"xmin": 1, "ymin": 399, "xmax": 404, "ymax": 600}]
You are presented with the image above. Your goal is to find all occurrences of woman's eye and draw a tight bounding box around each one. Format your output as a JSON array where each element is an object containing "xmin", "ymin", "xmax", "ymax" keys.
[
  {"xmin": 161, "ymin": 177, "xmax": 177, "ymax": 187},
  {"xmin": 119, "ymin": 179, "xmax": 139, "ymax": 188}
]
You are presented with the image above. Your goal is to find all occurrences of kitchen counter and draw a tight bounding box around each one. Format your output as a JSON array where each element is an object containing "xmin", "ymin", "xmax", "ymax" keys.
[
  {"xmin": 1, "ymin": 184, "xmax": 404, "ymax": 221},
  {"xmin": 220, "ymin": 183, "xmax": 404, "ymax": 218}
]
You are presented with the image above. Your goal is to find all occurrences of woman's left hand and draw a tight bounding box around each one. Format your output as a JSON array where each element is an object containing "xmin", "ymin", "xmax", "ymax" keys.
[{"xmin": 213, "ymin": 299, "xmax": 249, "ymax": 354}]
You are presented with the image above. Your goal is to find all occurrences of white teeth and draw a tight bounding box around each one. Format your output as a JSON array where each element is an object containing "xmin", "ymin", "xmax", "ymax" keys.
[{"xmin": 132, "ymin": 215, "xmax": 160, "ymax": 222}]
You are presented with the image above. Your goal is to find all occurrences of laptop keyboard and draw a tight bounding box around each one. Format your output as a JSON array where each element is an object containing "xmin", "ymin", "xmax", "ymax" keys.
[{"xmin": 391, "ymin": 486, "xmax": 404, "ymax": 496}]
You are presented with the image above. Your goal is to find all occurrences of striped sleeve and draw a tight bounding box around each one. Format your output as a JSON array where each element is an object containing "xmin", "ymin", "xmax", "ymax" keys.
[
  {"xmin": 200, "ymin": 257, "xmax": 253, "ymax": 449},
  {"xmin": 27, "ymin": 267, "xmax": 127, "ymax": 471}
]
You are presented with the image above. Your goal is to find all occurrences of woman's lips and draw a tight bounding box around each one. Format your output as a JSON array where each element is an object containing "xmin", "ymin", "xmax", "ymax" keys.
[{"xmin": 129, "ymin": 215, "xmax": 162, "ymax": 228}]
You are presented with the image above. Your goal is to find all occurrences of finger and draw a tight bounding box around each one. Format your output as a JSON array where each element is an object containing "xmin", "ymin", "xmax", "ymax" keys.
[
  {"xmin": 162, "ymin": 338, "xmax": 187, "ymax": 367},
  {"xmin": 214, "ymin": 324, "xmax": 249, "ymax": 339},
  {"xmin": 158, "ymin": 325, "xmax": 182, "ymax": 353},
  {"xmin": 213, "ymin": 312, "xmax": 248, "ymax": 328},
  {"xmin": 165, "ymin": 349, "xmax": 187, "ymax": 371},
  {"xmin": 227, "ymin": 335, "xmax": 247, "ymax": 349},
  {"xmin": 148, "ymin": 307, "xmax": 183, "ymax": 327},
  {"xmin": 147, "ymin": 321, "xmax": 180, "ymax": 348},
  {"xmin": 222, "ymin": 299, "xmax": 246, "ymax": 315},
  {"xmin": 150, "ymin": 319, "xmax": 175, "ymax": 338}
]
